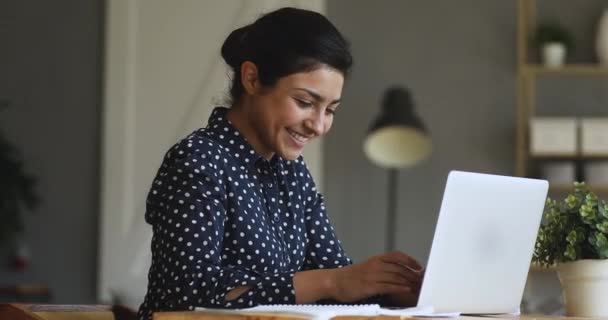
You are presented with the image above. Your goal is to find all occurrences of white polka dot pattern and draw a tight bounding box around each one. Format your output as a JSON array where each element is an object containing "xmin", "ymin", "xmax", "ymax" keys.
[{"xmin": 137, "ymin": 107, "xmax": 353, "ymax": 319}]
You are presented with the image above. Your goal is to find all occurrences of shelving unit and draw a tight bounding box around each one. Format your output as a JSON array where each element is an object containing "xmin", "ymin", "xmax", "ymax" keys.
[{"xmin": 516, "ymin": 0, "xmax": 608, "ymax": 193}]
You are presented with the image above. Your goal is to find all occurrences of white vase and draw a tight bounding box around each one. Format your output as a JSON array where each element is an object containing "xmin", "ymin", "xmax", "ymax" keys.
[
  {"xmin": 596, "ymin": 9, "xmax": 608, "ymax": 65},
  {"xmin": 542, "ymin": 42, "xmax": 566, "ymax": 67},
  {"xmin": 557, "ymin": 259, "xmax": 608, "ymax": 317}
]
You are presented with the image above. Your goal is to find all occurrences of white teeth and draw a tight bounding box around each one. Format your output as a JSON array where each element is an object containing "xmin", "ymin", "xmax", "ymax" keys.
[{"xmin": 287, "ymin": 129, "xmax": 308, "ymax": 143}]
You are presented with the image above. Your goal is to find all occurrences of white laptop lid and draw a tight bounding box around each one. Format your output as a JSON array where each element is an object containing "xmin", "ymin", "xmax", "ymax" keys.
[{"xmin": 417, "ymin": 171, "xmax": 548, "ymax": 314}]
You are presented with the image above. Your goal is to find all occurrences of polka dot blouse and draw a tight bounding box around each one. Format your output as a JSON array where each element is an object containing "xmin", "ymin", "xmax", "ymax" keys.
[{"xmin": 137, "ymin": 107, "xmax": 356, "ymax": 319}]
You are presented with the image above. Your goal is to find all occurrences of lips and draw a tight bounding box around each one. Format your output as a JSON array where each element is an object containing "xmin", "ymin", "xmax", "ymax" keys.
[{"xmin": 286, "ymin": 128, "xmax": 310, "ymax": 146}]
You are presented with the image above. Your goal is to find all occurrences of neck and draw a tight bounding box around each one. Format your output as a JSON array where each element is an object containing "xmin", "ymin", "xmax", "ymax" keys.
[{"xmin": 227, "ymin": 102, "xmax": 274, "ymax": 160}]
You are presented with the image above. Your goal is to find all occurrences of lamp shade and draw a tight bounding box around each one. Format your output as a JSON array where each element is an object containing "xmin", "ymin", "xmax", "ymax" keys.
[{"xmin": 363, "ymin": 86, "xmax": 432, "ymax": 168}]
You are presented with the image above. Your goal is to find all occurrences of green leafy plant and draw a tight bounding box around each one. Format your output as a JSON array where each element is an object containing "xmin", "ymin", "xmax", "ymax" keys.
[
  {"xmin": 534, "ymin": 182, "xmax": 608, "ymax": 267},
  {"xmin": 0, "ymin": 100, "xmax": 40, "ymax": 247},
  {"xmin": 533, "ymin": 22, "xmax": 575, "ymax": 51}
]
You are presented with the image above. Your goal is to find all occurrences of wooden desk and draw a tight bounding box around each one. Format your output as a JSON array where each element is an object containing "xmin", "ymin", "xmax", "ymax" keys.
[
  {"xmin": 0, "ymin": 284, "xmax": 51, "ymax": 303},
  {"xmin": 153, "ymin": 314, "xmax": 591, "ymax": 320}
]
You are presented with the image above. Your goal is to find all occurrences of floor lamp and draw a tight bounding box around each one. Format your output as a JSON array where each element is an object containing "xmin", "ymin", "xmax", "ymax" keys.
[{"xmin": 363, "ymin": 86, "xmax": 432, "ymax": 251}]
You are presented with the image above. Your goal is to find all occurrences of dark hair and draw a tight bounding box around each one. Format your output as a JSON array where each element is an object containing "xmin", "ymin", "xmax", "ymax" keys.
[{"xmin": 221, "ymin": 7, "xmax": 353, "ymax": 104}]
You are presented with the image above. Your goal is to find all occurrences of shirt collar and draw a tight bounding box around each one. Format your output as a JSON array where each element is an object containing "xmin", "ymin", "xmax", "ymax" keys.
[{"xmin": 205, "ymin": 107, "xmax": 283, "ymax": 170}]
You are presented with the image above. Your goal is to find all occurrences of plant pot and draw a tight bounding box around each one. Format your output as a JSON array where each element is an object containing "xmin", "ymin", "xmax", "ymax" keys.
[
  {"xmin": 542, "ymin": 42, "xmax": 566, "ymax": 67},
  {"xmin": 557, "ymin": 259, "xmax": 608, "ymax": 317}
]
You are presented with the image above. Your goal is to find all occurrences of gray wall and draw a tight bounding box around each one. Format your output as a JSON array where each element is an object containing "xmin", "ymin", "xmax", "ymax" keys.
[
  {"xmin": 326, "ymin": 0, "xmax": 518, "ymax": 264},
  {"xmin": 0, "ymin": 0, "xmax": 104, "ymax": 303}
]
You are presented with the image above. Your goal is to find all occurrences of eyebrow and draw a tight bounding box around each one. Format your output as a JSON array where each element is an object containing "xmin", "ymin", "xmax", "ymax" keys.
[{"xmin": 294, "ymin": 88, "xmax": 341, "ymax": 105}]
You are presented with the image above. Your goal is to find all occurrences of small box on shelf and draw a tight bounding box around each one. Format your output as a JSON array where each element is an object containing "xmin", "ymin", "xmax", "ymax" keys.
[
  {"xmin": 581, "ymin": 117, "xmax": 608, "ymax": 156},
  {"xmin": 530, "ymin": 117, "xmax": 578, "ymax": 156}
]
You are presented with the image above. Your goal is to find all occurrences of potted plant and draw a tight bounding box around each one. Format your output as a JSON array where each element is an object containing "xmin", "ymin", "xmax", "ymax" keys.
[
  {"xmin": 0, "ymin": 100, "xmax": 40, "ymax": 270},
  {"xmin": 533, "ymin": 22, "xmax": 574, "ymax": 67},
  {"xmin": 533, "ymin": 182, "xmax": 608, "ymax": 317}
]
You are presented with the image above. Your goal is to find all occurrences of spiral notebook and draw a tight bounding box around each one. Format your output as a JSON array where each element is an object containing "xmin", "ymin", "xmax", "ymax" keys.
[{"xmin": 195, "ymin": 304, "xmax": 458, "ymax": 319}]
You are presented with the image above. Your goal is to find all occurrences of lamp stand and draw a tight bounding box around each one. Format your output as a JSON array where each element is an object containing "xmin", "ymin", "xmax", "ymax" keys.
[{"xmin": 386, "ymin": 168, "xmax": 398, "ymax": 251}]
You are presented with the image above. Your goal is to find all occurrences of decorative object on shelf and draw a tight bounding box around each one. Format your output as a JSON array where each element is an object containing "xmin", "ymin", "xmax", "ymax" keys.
[
  {"xmin": 533, "ymin": 22, "xmax": 574, "ymax": 67},
  {"xmin": 0, "ymin": 100, "xmax": 40, "ymax": 271},
  {"xmin": 542, "ymin": 43, "xmax": 566, "ymax": 68},
  {"xmin": 533, "ymin": 182, "xmax": 608, "ymax": 316},
  {"xmin": 363, "ymin": 86, "xmax": 431, "ymax": 251},
  {"xmin": 580, "ymin": 117, "xmax": 608, "ymax": 156},
  {"xmin": 529, "ymin": 117, "xmax": 578, "ymax": 156},
  {"xmin": 596, "ymin": 9, "xmax": 608, "ymax": 65}
]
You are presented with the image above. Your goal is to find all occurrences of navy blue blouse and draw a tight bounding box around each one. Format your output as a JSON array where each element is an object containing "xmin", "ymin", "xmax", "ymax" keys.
[{"xmin": 137, "ymin": 107, "xmax": 354, "ymax": 319}]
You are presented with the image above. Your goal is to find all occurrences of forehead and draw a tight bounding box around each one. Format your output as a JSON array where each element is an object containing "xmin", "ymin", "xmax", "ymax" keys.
[{"xmin": 277, "ymin": 67, "xmax": 344, "ymax": 97}]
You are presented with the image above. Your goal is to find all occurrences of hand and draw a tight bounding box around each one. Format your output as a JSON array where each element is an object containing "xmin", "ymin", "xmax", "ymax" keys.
[
  {"xmin": 225, "ymin": 286, "xmax": 252, "ymax": 301},
  {"xmin": 328, "ymin": 251, "xmax": 423, "ymax": 303},
  {"xmin": 386, "ymin": 268, "xmax": 424, "ymax": 307}
]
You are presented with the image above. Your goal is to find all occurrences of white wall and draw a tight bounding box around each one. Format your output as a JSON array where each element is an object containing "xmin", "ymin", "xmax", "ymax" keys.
[{"xmin": 98, "ymin": 0, "xmax": 325, "ymax": 308}]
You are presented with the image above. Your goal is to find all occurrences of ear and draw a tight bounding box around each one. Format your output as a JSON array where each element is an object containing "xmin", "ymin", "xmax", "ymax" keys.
[{"xmin": 240, "ymin": 61, "xmax": 259, "ymax": 95}]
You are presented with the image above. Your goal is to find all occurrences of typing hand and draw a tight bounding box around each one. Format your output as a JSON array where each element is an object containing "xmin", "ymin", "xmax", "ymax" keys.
[
  {"xmin": 385, "ymin": 265, "xmax": 423, "ymax": 307},
  {"xmin": 328, "ymin": 251, "xmax": 423, "ymax": 303}
]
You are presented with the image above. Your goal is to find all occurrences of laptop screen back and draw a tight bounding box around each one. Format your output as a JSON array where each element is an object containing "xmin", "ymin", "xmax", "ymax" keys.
[{"xmin": 417, "ymin": 171, "xmax": 548, "ymax": 314}]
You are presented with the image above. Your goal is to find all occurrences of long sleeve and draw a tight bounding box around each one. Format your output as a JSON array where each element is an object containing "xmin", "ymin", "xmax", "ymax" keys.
[
  {"xmin": 290, "ymin": 158, "xmax": 351, "ymax": 270},
  {"xmin": 143, "ymin": 150, "xmax": 296, "ymax": 314},
  {"xmin": 302, "ymin": 191, "xmax": 353, "ymax": 270}
]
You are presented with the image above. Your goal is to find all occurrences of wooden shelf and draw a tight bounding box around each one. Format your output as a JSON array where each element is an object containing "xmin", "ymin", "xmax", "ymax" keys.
[{"xmin": 524, "ymin": 64, "xmax": 608, "ymax": 77}]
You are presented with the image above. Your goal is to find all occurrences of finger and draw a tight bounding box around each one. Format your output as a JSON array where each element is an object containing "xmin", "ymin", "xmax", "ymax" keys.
[
  {"xmin": 380, "ymin": 251, "xmax": 423, "ymax": 271},
  {"xmin": 375, "ymin": 258, "xmax": 424, "ymax": 282},
  {"xmin": 377, "ymin": 262, "xmax": 423, "ymax": 284},
  {"xmin": 387, "ymin": 290, "xmax": 419, "ymax": 307},
  {"xmin": 376, "ymin": 283, "xmax": 412, "ymax": 296},
  {"xmin": 373, "ymin": 268, "xmax": 423, "ymax": 289},
  {"xmin": 392, "ymin": 251, "xmax": 423, "ymax": 271},
  {"xmin": 372, "ymin": 271, "xmax": 411, "ymax": 286},
  {"xmin": 379, "ymin": 251, "xmax": 420, "ymax": 269}
]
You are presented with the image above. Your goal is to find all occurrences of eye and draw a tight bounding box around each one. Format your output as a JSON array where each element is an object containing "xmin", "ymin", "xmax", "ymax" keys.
[
  {"xmin": 326, "ymin": 108, "xmax": 336, "ymax": 115},
  {"xmin": 294, "ymin": 98, "xmax": 313, "ymax": 108}
]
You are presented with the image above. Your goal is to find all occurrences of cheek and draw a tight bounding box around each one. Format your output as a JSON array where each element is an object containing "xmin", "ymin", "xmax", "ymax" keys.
[{"xmin": 270, "ymin": 97, "xmax": 300, "ymax": 125}]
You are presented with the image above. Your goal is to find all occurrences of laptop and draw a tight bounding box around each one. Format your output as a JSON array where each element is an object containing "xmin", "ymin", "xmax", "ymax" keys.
[{"xmin": 416, "ymin": 170, "xmax": 549, "ymax": 314}]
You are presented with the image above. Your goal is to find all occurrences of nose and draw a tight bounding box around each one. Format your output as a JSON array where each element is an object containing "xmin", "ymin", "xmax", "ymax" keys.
[{"xmin": 304, "ymin": 110, "xmax": 324, "ymax": 136}]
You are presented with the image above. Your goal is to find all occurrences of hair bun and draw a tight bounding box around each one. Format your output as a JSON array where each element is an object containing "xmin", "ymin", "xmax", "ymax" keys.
[{"xmin": 221, "ymin": 25, "xmax": 251, "ymax": 69}]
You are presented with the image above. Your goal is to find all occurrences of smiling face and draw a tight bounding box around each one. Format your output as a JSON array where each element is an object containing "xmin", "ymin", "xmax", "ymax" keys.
[{"xmin": 229, "ymin": 62, "xmax": 344, "ymax": 161}]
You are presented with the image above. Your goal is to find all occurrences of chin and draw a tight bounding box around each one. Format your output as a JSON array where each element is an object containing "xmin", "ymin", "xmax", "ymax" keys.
[
  {"xmin": 282, "ymin": 153, "xmax": 301, "ymax": 161},
  {"xmin": 278, "ymin": 149, "xmax": 302, "ymax": 161}
]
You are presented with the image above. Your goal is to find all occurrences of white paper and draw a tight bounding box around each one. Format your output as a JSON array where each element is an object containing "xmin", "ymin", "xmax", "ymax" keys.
[
  {"xmin": 247, "ymin": 304, "xmax": 380, "ymax": 320},
  {"xmin": 379, "ymin": 306, "xmax": 459, "ymax": 318},
  {"xmin": 195, "ymin": 304, "xmax": 460, "ymax": 319}
]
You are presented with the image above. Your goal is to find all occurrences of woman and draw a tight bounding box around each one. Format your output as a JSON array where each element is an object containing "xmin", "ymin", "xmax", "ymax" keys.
[{"xmin": 137, "ymin": 7, "xmax": 422, "ymax": 320}]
